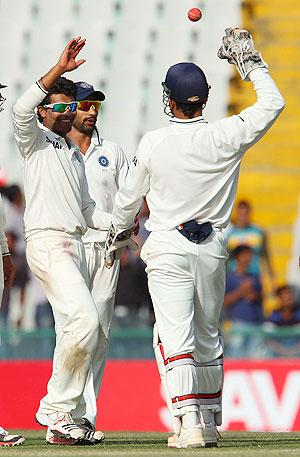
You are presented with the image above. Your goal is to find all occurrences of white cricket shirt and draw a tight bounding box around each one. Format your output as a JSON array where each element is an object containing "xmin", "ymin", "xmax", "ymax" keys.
[
  {"xmin": 112, "ymin": 69, "xmax": 285, "ymax": 232},
  {"xmin": 13, "ymin": 83, "xmax": 111, "ymax": 240},
  {"xmin": 79, "ymin": 129, "xmax": 128, "ymax": 243}
]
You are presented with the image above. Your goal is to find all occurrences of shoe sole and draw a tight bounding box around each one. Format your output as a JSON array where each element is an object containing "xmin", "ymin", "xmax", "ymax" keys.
[
  {"xmin": 205, "ymin": 442, "xmax": 218, "ymax": 448},
  {"xmin": 0, "ymin": 438, "xmax": 25, "ymax": 447},
  {"xmin": 47, "ymin": 439, "xmax": 78, "ymax": 446},
  {"xmin": 177, "ymin": 442, "xmax": 205, "ymax": 448},
  {"xmin": 171, "ymin": 438, "xmax": 216, "ymax": 448}
]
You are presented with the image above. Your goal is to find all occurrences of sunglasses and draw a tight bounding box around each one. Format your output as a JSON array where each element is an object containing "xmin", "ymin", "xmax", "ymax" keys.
[
  {"xmin": 43, "ymin": 102, "xmax": 78, "ymax": 113},
  {"xmin": 77, "ymin": 100, "xmax": 101, "ymax": 112}
]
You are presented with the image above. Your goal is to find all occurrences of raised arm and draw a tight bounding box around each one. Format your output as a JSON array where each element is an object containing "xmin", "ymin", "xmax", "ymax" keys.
[
  {"xmin": 13, "ymin": 37, "xmax": 86, "ymax": 158},
  {"xmin": 216, "ymin": 28, "xmax": 285, "ymax": 155}
]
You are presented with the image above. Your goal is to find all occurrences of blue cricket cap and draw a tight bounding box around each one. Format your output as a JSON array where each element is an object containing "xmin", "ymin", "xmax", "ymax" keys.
[
  {"xmin": 163, "ymin": 62, "xmax": 209, "ymax": 104},
  {"xmin": 75, "ymin": 81, "xmax": 105, "ymax": 101}
]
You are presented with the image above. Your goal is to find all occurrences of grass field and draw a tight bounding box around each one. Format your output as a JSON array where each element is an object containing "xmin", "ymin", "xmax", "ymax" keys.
[{"xmin": 2, "ymin": 431, "xmax": 300, "ymax": 457}]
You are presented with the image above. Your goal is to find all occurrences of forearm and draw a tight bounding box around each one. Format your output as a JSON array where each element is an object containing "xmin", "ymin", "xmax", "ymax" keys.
[
  {"xmin": 113, "ymin": 152, "xmax": 149, "ymax": 230},
  {"xmin": 112, "ymin": 191, "xmax": 143, "ymax": 230},
  {"xmin": 239, "ymin": 69, "xmax": 285, "ymax": 143},
  {"xmin": 39, "ymin": 63, "xmax": 66, "ymax": 91},
  {"xmin": 82, "ymin": 203, "xmax": 112, "ymax": 231}
]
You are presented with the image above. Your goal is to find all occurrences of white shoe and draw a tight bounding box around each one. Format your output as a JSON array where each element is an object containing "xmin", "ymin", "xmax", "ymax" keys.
[
  {"xmin": 36, "ymin": 411, "xmax": 84, "ymax": 440},
  {"xmin": 167, "ymin": 433, "xmax": 179, "ymax": 448},
  {"xmin": 0, "ymin": 429, "xmax": 25, "ymax": 447},
  {"xmin": 176, "ymin": 425, "xmax": 205, "ymax": 448},
  {"xmin": 46, "ymin": 421, "xmax": 105, "ymax": 446},
  {"xmin": 203, "ymin": 422, "xmax": 219, "ymax": 447}
]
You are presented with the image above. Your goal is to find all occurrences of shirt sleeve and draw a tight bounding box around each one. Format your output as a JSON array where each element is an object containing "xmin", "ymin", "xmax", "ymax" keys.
[
  {"xmin": 12, "ymin": 81, "xmax": 48, "ymax": 158},
  {"xmin": 213, "ymin": 68, "xmax": 285, "ymax": 156},
  {"xmin": 115, "ymin": 144, "xmax": 129, "ymax": 189},
  {"xmin": 0, "ymin": 195, "xmax": 9, "ymax": 255},
  {"xmin": 112, "ymin": 136, "xmax": 150, "ymax": 230}
]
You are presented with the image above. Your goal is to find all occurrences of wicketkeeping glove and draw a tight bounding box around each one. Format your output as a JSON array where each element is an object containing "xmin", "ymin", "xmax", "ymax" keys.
[
  {"xmin": 104, "ymin": 224, "xmax": 138, "ymax": 269},
  {"xmin": 217, "ymin": 27, "xmax": 268, "ymax": 81}
]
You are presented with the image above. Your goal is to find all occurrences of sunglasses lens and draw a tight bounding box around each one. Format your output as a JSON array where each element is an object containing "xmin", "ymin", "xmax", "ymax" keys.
[
  {"xmin": 78, "ymin": 101, "xmax": 101, "ymax": 112},
  {"xmin": 70, "ymin": 102, "xmax": 78, "ymax": 112},
  {"xmin": 52, "ymin": 102, "xmax": 77, "ymax": 113},
  {"xmin": 52, "ymin": 103, "xmax": 67, "ymax": 113}
]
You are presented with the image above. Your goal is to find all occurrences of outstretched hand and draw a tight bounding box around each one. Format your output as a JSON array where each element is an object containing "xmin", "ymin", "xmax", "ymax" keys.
[{"xmin": 58, "ymin": 36, "xmax": 86, "ymax": 73}]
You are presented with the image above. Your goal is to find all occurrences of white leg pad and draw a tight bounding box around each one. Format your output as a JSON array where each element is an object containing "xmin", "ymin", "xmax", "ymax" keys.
[
  {"xmin": 153, "ymin": 325, "xmax": 199, "ymax": 421},
  {"xmin": 195, "ymin": 356, "xmax": 223, "ymax": 426},
  {"xmin": 153, "ymin": 325, "xmax": 181, "ymax": 434}
]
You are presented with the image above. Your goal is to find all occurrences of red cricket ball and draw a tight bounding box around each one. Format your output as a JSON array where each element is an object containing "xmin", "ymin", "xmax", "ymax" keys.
[{"xmin": 188, "ymin": 7, "xmax": 202, "ymax": 22}]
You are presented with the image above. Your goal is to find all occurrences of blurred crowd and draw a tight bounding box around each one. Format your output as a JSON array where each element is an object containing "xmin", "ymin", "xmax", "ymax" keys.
[
  {"xmin": 0, "ymin": 184, "xmax": 299, "ymax": 358},
  {"xmin": 223, "ymin": 200, "xmax": 300, "ymax": 357}
]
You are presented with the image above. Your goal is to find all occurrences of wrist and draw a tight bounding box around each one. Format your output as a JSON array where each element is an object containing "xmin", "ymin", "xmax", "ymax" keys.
[{"xmin": 54, "ymin": 62, "xmax": 67, "ymax": 75}]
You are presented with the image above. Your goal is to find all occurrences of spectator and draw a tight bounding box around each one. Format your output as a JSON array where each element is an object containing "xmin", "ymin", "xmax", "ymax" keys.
[
  {"xmin": 0, "ymin": 231, "xmax": 30, "ymax": 328},
  {"xmin": 113, "ymin": 200, "xmax": 152, "ymax": 327},
  {"xmin": 2, "ymin": 185, "xmax": 25, "ymax": 255},
  {"xmin": 264, "ymin": 285, "xmax": 300, "ymax": 357},
  {"xmin": 114, "ymin": 248, "xmax": 153, "ymax": 327},
  {"xmin": 226, "ymin": 200, "xmax": 275, "ymax": 287},
  {"xmin": 269, "ymin": 285, "xmax": 300, "ymax": 326},
  {"xmin": 224, "ymin": 244, "xmax": 263, "ymax": 357}
]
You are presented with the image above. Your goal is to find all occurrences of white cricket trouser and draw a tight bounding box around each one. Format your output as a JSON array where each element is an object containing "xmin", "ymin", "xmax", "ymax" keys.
[
  {"xmin": 71, "ymin": 242, "xmax": 120, "ymax": 425},
  {"xmin": 26, "ymin": 235, "xmax": 101, "ymax": 414},
  {"xmin": 141, "ymin": 229, "xmax": 227, "ymax": 417}
]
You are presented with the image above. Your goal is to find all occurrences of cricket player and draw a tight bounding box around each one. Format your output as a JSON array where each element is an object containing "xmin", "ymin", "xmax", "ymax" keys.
[
  {"xmin": 107, "ymin": 28, "xmax": 285, "ymax": 448},
  {"xmin": 66, "ymin": 82, "xmax": 129, "ymax": 429},
  {"xmin": 0, "ymin": 83, "xmax": 25, "ymax": 447},
  {"xmin": 12, "ymin": 38, "xmax": 112, "ymax": 444},
  {"xmin": 0, "ymin": 208, "xmax": 24, "ymax": 447}
]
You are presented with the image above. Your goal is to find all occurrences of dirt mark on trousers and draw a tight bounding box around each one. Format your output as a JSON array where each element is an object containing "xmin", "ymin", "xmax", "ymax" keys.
[{"xmin": 63, "ymin": 345, "xmax": 89, "ymax": 375}]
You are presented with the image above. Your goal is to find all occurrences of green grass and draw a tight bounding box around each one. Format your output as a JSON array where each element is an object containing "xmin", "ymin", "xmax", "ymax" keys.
[{"xmin": 2, "ymin": 431, "xmax": 300, "ymax": 457}]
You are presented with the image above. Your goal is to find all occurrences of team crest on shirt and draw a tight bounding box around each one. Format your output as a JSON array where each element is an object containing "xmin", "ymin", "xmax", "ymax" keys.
[{"xmin": 98, "ymin": 155, "xmax": 109, "ymax": 167}]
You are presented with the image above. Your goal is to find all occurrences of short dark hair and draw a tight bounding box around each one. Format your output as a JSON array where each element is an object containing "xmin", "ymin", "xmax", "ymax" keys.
[
  {"xmin": 276, "ymin": 285, "xmax": 293, "ymax": 296},
  {"xmin": 37, "ymin": 76, "xmax": 77, "ymax": 123},
  {"xmin": 237, "ymin": 200, "xmax": 251, "ymax": 210},
  {"xmin": 5, "ymin": 184, "xmax": 22, "ymax": 203},
  {"xmin": 232, "ymin": 244, "xmax": 252, "ymax": 259},
  {"xmin": 174, "ymin": 101, "xmax": 204, "ymax": 118}
]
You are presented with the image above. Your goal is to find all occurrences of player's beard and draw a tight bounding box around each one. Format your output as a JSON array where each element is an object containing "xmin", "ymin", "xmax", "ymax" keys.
[{"xmin": 73, "ymin": 116, "xmax": 97, "ymax": 135}]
